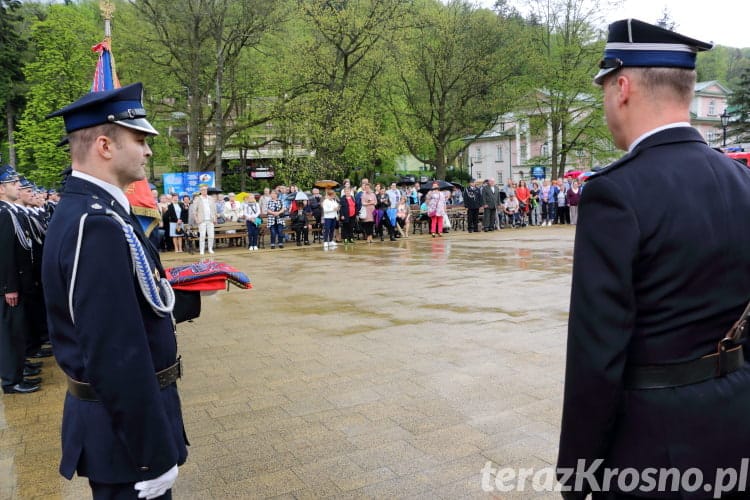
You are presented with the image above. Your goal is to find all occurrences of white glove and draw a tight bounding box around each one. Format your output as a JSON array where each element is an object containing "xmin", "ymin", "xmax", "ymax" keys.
[{"xmin": 134, "ymin": 464, "xmax": 178, "ymax": 499}]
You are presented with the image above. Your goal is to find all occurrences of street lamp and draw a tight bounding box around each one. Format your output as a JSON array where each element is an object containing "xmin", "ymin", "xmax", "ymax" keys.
[{"xmin": 720, "ymin": 108, "xmax": 730, "ymax": 147}]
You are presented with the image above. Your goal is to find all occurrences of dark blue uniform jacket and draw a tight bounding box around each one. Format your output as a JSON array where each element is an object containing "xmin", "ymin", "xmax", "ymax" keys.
[
  {"xmin": 42, "ymin": 176, "xmax": 188, "ymax": 484},
  {"xmin": 558, "ymin": 127, "xmax": 750, "ymax": 498}
]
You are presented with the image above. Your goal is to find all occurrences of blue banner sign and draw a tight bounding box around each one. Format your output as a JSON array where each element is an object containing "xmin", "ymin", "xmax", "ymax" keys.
[{"xmin": 162, "ymin": 172, "xmax": 215, "ymax": 196}]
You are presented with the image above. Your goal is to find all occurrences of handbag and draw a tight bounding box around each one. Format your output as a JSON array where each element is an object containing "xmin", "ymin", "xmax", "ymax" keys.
[
  {"xmin": 255, "ymin": 217, "xmax": 262, "ymax": 226},
  {"xmin": 359, "ymin": 205, "xmax": 367, "ymax": 219}
]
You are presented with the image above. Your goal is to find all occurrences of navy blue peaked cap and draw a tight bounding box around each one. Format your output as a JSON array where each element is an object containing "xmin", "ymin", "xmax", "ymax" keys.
[
  {"xmin": 0, "ymin": 165, "xmax": 20, "ymax": 184},
  {"xmin": 594, "ymin": 19, "xmax": 713, "ymax": 85},
  {"xmin": 46, "ymin": 82, "xmax": 159, "ymax": 136}
]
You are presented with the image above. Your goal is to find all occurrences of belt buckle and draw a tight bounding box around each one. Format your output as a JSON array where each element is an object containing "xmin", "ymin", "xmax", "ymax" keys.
[{"xmin": 717, "ymin": 338, "xmax": 734, "ymax": 376}]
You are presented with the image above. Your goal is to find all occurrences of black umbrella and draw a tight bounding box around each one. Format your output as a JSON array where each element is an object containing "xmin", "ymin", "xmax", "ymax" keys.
[
  {"xmin": 418, "ymin": 180, "xmax": 453, "ymax": 194},
  {"xmin": 396, "ymin": 175, "xmax": 417, "ymax": 186},
  {"xmin": 207, "ymin": 187, "xmax": 222, "ymax": 195}
]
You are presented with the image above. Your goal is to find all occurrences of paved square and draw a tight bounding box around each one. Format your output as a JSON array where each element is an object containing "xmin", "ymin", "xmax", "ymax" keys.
[{"xmin": 0, "ymin": 227, "xmax": 575, "ymax": 499}]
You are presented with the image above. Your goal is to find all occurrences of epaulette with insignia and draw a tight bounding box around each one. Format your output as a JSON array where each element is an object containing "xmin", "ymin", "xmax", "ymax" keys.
[{"xmin": 85, "ymin": 196, "xmax": 108, "ymax": 215}]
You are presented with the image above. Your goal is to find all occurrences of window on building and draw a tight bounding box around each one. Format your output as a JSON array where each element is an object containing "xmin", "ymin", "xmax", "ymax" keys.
[
  {"xmin": 708, "ymin": 100, "xmax": 716, "ymax": 116},
  {"xmin": 496, "ymin": 145, "xmax": 503, "ymax": 162},
  {"xmin": 475, "ymin": 147, "xmax": 483, "ymax": 163}
]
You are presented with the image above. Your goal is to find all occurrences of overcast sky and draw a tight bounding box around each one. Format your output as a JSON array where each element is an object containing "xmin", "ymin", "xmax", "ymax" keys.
[{"xmin": 475, "ymin": 0, "xmax": 749, "ymax": 49}]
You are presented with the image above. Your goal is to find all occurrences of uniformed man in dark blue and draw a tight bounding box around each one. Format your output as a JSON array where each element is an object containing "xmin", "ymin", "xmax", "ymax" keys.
[
  {"xmin": 557, "ymin": 19, "xmax": 750, "ymax": 499},
  {"xmin": 43, "ymin": 83, "xmax": 188, "ymax": 499},
  {"xmin": 0, "ymin": 165, "xmax": 41, "ymax": 394}
]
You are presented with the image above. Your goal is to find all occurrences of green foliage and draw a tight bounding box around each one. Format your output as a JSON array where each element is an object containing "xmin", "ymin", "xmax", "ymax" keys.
[
  {"xmin": 14, "ymin": 4, "xmax": 101, "ymax": 186},
  {"xmin": 728, "ymin": 67, "xmax": 750, "ymax": 143},
  {"xmin": 0, "ymin": 1, "xmax": 23, "ymax": 109},
  {"xmin": 389, "ymin": 0, "xmax": 531, "ymax": 179},
  {"xmin": 12, "ymin": 0, "xmax": 750, "ymax": 190},
  {"xmin": 521, "ymin": 0, "xmax": 611, "ymax": 177}
]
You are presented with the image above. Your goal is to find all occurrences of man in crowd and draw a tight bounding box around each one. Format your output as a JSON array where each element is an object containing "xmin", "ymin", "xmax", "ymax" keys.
[
  {"xmin": 463, "ymin": 179, "xmax": 482, "ymax": 232},
  {"xmin": 481, "ymin": 178, "xmax": 500, "ymax": 231},
  {"xmin": 194, "ymin": 183, "xmax": 217, "ymax": 255}
]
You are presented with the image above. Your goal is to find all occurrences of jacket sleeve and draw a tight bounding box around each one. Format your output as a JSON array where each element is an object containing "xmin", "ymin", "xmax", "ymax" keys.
[
  {"xmin": 557, "ymin": 176, "xmax": 639, "ymax": 495},
  {"xmin": 72, "ymin": 215, "xmax": 178, "ymax": 478},
  {"xmin": 0, "ymin": 211, "xmax": 19, "ymax": 294}
]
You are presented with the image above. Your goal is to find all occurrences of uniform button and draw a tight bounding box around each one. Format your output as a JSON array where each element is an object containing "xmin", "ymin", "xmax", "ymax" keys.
[{"xmin": 140, "ymin": 466, "xmax": 149, "ymax": 472}]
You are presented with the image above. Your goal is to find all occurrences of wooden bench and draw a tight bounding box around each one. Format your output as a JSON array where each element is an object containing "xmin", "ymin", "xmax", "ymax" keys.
[
  {"xmin": 447, "ymin": 207, "xmax": 466, "ymax": 231},
  {"xmin": 186, "ymin": 221, "xmax": 247, "ymax": 251},
  {"xmin": 410, "ymin": 206, "xmax": 429, "ymax": 234}
]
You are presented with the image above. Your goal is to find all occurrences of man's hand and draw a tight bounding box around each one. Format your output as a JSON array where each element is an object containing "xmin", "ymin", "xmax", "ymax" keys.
[
  {"xmin": 4, "ymin": 292, "xmax": 19, "ymax": 307},
  {"xmin": 134, "ymin": 465, "xmax": 178, "ymax": 499}
]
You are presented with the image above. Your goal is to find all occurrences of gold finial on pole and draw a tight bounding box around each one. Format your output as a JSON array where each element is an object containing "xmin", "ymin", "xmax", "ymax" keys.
[{"xmin": 100, "ymin": 0, "xmax": 115, "ymax": 40}]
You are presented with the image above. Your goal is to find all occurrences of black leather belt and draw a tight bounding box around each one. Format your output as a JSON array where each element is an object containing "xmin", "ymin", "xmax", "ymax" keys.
[
  {"xmin": 67, "ymin": 357, "xmax": 182, "ymax": 402},
  {"xmin": 624, "ymin": 343, "xmax": 744, "ymax": 390}
]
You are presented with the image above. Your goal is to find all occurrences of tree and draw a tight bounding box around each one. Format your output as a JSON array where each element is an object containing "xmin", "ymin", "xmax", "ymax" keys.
[
  {"xmin": 123, "ymin": 0, "xmax": 282, "ymax": 187},
  {"xmin": 387, "ymin": 0, "xmax": 529, "ymax": 180},
  {"xmin": 522, "ymin": 0, "xmax": 613, "ymax": 177},
  {"xmin": 728, "ymin": 67, "xmax": 750, "ymax": 143},
  {"xmin": 655, "ymin": 8, "xmax": 676, "ymax": 31},
  {"xmin": 14, "ymin": 4, "xmax": 101, "ymax": 187},
  {"xmin": 0, "ymin": 0, "xmax": 24, "ymax": 166},
  {"xmin": 282, "ymin": 0, "xmax": 414, "ymax": 176}
]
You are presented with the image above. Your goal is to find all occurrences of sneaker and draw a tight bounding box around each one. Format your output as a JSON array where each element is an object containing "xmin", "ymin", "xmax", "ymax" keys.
[
  {"xmin": 323, "ymin": 242, "xmax": 329, "ymax": 249},
  {"xmin": 271, "ymin": 244, "xmax": 275, "ymax": 249},
  {"xmin": 208, "ymin": 249, "xmax": 215, "ymax": 254},
  {"xmin": 278, "ymin": 244, "xmax": 284, "ymax": 249},
  {"xmin": 329, "ymin": 241, "xmax": 337, "ymax": 247}
]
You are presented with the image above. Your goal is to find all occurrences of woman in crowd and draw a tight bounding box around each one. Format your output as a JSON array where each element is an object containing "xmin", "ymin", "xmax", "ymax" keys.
[
  {"xmin": 266, "ymin": 190, "xmax": 285, "ymax": 249},
  {"xmin": 322, "ymin": 189, "xmax": 340, "ymax": 249},
  {"xmin": 338, "ymin": 187, "xmax": 357, "ymax": 245},
  {"xmin": 515, "ymin": 180, "xmax": 530, "ymax": 227},
  {"xmin": 375, "ymin": 184, "xmax": 395, "ymax": 241},
  {"xmin": 396, "ymin": 196, "xmax": 410, "ymax": 237},
  {"xmin": 426, "ymin": 181, "xmax": 447, "ymax": 237},
  {"xmin": 556, "ymin": 181, "xmax": 569, "ymax": 225},
  {"xmin": 359, "ymin": 183, "xmax": 377, "ymax": 244},
  {"xmin": 243, "ymin": 193, "xmax": 261, "ymax": 251},
  {"xmin": 528, "ymin": 181, "xmax": 541, "ymax": 226},
  {"xmin": 163, "ymin": 193, "xmax": 187, "ymax": 253},
  {"xmin": 566, "ymin": 180, "xmax": 582, "ymax": 225}
]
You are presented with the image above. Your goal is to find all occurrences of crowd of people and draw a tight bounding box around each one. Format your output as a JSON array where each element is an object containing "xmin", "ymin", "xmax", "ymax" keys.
[{"xmin": 152, "ymin": 175, "xmax": 586, "ymax": 253}]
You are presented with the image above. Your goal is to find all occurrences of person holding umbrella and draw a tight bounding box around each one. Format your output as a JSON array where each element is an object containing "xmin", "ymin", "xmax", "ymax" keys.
[{"xmin": 426, "ymin": 181, "xmax": 448, "ymax": 237}]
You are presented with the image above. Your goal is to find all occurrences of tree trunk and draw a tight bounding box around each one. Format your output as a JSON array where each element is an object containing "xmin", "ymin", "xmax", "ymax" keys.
[
  {"xmin": 188, "ymin": 90, "xmax": 199, "ymax": 172},
  {"xmin": 214, "ymin": 32, "xmax": 224, "ymax": 189},
  {"xmin": 240, "ymin": 148, "xmax": 247, "ymax": 192},
  {"xmin": 5, "ymin": 101, "xmax": 16, "ymax": 167}
]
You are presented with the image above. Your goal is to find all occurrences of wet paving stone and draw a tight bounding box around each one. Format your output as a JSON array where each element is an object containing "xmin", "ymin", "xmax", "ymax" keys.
[{"xmin": 1, "ymin": 226, "xmax": 575, "ymax": 498}]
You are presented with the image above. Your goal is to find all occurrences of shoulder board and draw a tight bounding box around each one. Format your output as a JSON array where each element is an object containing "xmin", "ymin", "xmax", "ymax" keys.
[
  {"xmin": 83, "ymin": 196, "xmax": 113, "ymax": 216},
  {"xmin": 588, "ymin": 150, "xmax": 639, "ymax": 180}
]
